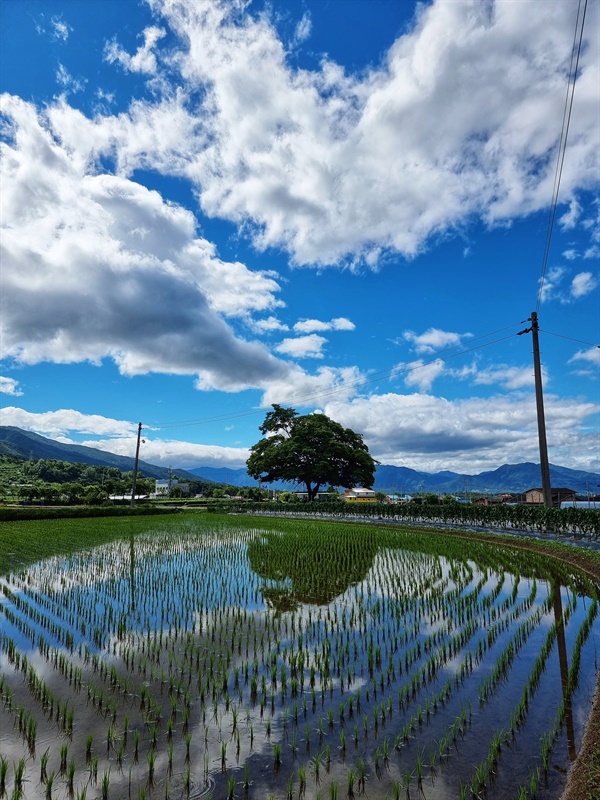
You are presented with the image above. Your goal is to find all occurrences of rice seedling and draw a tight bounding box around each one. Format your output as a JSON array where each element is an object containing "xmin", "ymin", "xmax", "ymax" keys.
[
  {"xmin": 402, "ymin": 769, "xmax": 411, "ymax": 799},
  {"xmin": 529, "ymin": 768, "xmax": 538, "ymax": 798},
  {"xmin": 59, "ymin": 744, "xmax": 68, "ymax": 774},
  {"xmin": 147, "ymin": 748, "xmax": 156, "ymax": 784},
  {"xmin": 382, "ymin": 736, "xmax": 390, "ymax": 763},
  {"xmin": 88, "ymin": 756, "xmax": 98, "ymax": 785},
  {"xmin": 347, "ymin": 767, "xmax": 356, "ymax": 796},
  {"xmin": 44, "ymin": 771, "xmax": 55, "ymax": 800},
  {"xmin": 66, "ymin": 759, "xmax": 76, "ymax": 792},
  {"xmin": 374, "ymin": 746, "xmax": 381, "ymax": 773},
  {"xmin": 415, "ymin": 746, "xmax": 424, "ymax": 785},
  {"xmin": 84, "ymin": 734, "xmax": 93, "ymax": 763},
  {"xmin": 12, "ymin": 759, "xmax": 25, "ymax": 794},
  {"xmin": 100, "ymin": 768, "xmax": 110, "ymax": 800},
  {"xmin": 298, "ymin": 764, "xmax": 307, "ymax": 793},
  {"xmin": 0, "ymin": 758, "xmax": 7, "ymax": 797}
]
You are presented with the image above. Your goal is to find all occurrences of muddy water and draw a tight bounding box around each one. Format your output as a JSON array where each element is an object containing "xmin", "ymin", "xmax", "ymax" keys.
[{"xmin": 0, "ymin": 520, "xmax": 598, "ymax": 799}]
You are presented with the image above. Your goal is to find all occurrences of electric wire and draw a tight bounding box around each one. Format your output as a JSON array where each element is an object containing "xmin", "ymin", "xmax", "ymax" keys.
[
  {"xmin": 152, "ymin": 323, "xmax": 525, "ymax": 431},
  {"xmin": 539, "ymin": 329, "xmax": 600, "ymax": 348},
  {"xmin": 536, "ymin": 0, "xmax": 588, "ymax": 313}
]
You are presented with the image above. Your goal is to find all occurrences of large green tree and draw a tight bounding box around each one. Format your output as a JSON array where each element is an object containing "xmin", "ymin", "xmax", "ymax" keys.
[{"xmin": 247, "ymin": 405, "xmax": 376, "ymax": 501}]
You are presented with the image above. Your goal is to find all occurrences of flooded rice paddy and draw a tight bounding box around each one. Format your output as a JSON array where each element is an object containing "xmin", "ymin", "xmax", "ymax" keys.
[{"xmin": 0, "ymin": 515, "xmax": 598, "ymax": 800}]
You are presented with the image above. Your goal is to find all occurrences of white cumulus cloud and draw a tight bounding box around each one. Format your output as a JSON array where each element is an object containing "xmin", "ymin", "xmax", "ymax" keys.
[
  {"xmin": 397, "ymin": 359, "xmax": 446, "ymax": 392},
  {"xmin": 323, "ymin": 391, "xmax": 599, "ymax": 473},
  {"xmin": 113, "ymin": 0, "xmax": 600, "ymax": 267},
  {"xmin": 104, "ymin": 26, "xmax": 167, "ymax": 75},
  {"xmin": 0, "ymin": 406, "xmax": 136, "ymax": 437},
  {"xmin": 0, "ymin": 93, "xmax": 310, "ymax": 396},
  {"xmin": 83, "ymin": 435, "xmax": 250, "ymax": 470},
  {"xmin": 404, "ymin": 328, "xmax": 470, "ymax": 355},
  {"xmin": 294, "ymin": 317, "xmax": 355, "ymax": 333},
  {"xmin": 0, "ymin": 378, "xmax": 23, "ymax": 397},
  {"xmin": 51, "ymin": 17, "xmax": 72, "ymax": 42},
  {"xmin": 473, "ymin": 365, "xmax": 538, "ymax": 391},
  {"xmin": 570, "ymin": 347, "xmax": 600, "ymax": 366},
  {"xmin": 570, "ymin": 271, "xmax": 598, "ymax": 299},
  {"xmin": 275, "ymin": 334, "xmax": 327, "ymax": 359}
]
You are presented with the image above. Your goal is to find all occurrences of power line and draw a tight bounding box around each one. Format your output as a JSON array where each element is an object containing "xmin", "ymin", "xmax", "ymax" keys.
[
  {"xmin": 153, "ymin": 322, "xmax": 526, "ymax": 431},
  {"xmin": 539, "ymin": 329, "xmax": 599, "ymax": 348},
  {"xmin": 536, "ymin": 0, "xmax": 588, "ymax": 312}
]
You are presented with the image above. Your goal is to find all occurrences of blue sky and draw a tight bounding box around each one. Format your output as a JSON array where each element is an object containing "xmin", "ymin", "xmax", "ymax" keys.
[{"xmin": 1, "ymin": 0, "xmax": 598, "ymax": 476}]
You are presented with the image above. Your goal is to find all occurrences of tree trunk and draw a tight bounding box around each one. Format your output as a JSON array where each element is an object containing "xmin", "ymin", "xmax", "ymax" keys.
[{"xmin": 307, "ymin": 482, "xmax": 321, "ymax": 501}]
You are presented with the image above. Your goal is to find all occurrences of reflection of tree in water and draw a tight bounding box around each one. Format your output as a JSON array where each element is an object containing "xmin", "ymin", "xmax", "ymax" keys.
[{"xmin": 247, "ymin": 528, "xmax": 378, "ymax": 610}]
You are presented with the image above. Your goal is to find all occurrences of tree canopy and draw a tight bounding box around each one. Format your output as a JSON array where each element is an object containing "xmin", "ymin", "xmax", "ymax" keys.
[{"xmin": 246, "ymin": 405, "xmax": 376, "ymax": 501}]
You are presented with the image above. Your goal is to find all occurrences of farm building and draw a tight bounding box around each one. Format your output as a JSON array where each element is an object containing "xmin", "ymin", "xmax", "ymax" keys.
[
  {"xmin": 524, "ymin": 487, "xmax": 577, "ymax": 506},
  {"xmin": 344, "ymin": 488, "xmax": 377, "ymax": 502}
]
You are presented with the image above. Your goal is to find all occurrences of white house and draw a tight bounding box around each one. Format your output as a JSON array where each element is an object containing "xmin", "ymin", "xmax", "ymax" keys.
[
  {"xmin": 154, "ymin": 479, "xmax": 190, "ymax": 497},
  {"xmin": 344, "ymin": 488, "xmax": 377, "ymax": 502}
]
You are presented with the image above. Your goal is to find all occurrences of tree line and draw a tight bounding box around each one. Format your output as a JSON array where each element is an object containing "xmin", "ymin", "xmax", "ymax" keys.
[{"xmin": 0, "ymin": 456, "xmax": 282, "ymax": 505}]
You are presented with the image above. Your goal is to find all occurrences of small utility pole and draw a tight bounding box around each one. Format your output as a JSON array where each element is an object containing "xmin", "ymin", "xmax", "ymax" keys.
[
  {"xmin": 131, "ymin": 423, "xmax": 143, "ymax": 506},
  {"xmin": 520, "ymin": 313, "xmax": 553, "ymax": 507}
]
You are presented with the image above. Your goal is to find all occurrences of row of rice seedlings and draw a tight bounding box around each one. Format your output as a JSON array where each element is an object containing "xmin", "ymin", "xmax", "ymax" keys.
[
  {"xmin": 516, "ymin": 584, "xmax": 599, "ymax": 797},
  {"xmin": 0, "ymin": 756, "xmax": 26, "ymax": 799},
  {"xmin": 3, "ymin": 633, "xmax": 81, "ymax": 710},
  {"xmin": 1, "ymin": 582, "xmax": 80, "ymax": 653},
  {"xmin": 566, "ymin": 587, "xmax": 598, "ymax": 693},
  {"xmin": 477, "ymin": 602, "xmax": 550, "ymax": 703},
  {"xmin": 0, "ymin": 641, "xmax": 76, "ymax": 747},
  {"xmin": 464, "ymin": 587, "xmax": 587, "ymax": 796}
]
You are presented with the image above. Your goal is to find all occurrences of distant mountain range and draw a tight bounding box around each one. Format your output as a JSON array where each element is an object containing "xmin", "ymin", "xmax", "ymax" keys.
[
  {"xmin": 1, "ymin": 426, "xmax": 598, "ymax": 495},
  {"xmin": 188, "ymin": 462, "xmax": 600, "ymax": 495}
]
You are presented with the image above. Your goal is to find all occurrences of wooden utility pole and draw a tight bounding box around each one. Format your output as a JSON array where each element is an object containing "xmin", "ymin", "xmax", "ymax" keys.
[
  {"xmin": 130, "ymin": 423, "xmax": 143, "ymax": 506},
  {"xmin": 530, "ymin": 313, "xmax": 553, "ymax": 508}
]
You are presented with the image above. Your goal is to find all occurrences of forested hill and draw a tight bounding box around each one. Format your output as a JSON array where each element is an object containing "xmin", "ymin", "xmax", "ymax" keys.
[{"xmin": 0, "ymin": 426, "xmax": 200, "ymax": 482}]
